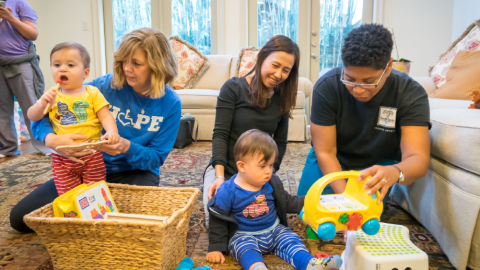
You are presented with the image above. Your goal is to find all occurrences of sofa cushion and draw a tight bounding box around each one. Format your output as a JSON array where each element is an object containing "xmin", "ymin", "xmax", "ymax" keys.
[
  {"xmin": 177, "ymin": 89, "xmax": 305, "ymax": 110},
  {"xmin": 192, "ymin": 55, "xmax": 233, "ymax": 90},
  {"xmin": 230, "ymin": 56, "xmax": 239, "ymax": 78},
  {"xmin": 428, "ymin": 98, "xmax": 471, "ymax": 110},
  {"xmin": 429, "ymin": 20, "xmax": 480, "ymax": 87},
  {"xmin": 170, "ymin": 36, "xmax": 210, "ymax": 89},
  {"xmin": 175, "ymin": 89, "xmax": 219, "ymax": 109},
  {"xmin": 430, "ymin": 108, "xmax": 480, "ymax": 175},
  {"xmin": 428, "ymin": 50, "xmax": 480, "ymax": 100}
]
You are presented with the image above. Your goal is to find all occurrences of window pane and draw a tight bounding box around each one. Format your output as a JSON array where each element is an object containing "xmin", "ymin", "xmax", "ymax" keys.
[
  {"xmin": 257, "ymin": 0, "xmax": 298, "ymax": 47},
  {"xmin": 172, "ymin": 0, "xmax": 211, "ymax": 55},
  {"xmin": 319, "ymin": 0, "xmax": 363, "ymax": 71},
  {"xmin": 113, "ymin": 0, "xmax": 151, "ymax": 50}
]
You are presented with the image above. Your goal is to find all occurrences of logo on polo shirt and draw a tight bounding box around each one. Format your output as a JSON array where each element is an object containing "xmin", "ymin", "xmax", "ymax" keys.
[{"xmin": 377, "ymin": 106, "xmax": 397, "ymax": 128}]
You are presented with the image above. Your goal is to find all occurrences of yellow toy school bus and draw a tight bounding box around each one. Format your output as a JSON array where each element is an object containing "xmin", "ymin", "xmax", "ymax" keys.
[{"xmin": 300, "ymin": 171, "xmax": 383, "ymax": 241}]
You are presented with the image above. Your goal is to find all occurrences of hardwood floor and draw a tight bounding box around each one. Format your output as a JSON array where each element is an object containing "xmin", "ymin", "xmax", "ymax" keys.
[{"xmin": 0, "ymin": 140, "xmax": 41, "ymax": 164}]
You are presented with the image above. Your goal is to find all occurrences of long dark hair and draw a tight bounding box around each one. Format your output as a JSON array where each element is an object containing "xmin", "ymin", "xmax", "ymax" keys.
[{"xmin": 245, "ymin": 35, "xmax": 300, "ymax": 119}]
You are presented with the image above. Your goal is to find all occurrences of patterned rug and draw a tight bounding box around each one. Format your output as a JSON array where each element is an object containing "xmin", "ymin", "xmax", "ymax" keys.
[{"xmin": 0, "ymin": 142, "xmax": 456, "ymax": 269}]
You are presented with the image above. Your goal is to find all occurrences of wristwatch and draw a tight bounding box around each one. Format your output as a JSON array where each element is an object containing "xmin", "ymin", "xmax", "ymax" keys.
[{"xmin": 392, "ymin": 165, "xmax": 405, "ymax": 184}]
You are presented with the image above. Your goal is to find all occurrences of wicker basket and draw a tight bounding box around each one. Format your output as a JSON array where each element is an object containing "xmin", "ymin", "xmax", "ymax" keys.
[{"xmin": 24, "ymin": 183, "xmax": 200, "ymax": 270}]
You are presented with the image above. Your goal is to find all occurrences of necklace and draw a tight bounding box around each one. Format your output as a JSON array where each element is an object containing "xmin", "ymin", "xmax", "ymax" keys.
[{"xmin": 133, "ymin": 91, "xmax": 150, "ymax": 114}]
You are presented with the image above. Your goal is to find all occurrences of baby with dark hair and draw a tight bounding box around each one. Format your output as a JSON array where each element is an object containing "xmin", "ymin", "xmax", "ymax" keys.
[
  {"xmin": 206, "ymin": 129, "xmax": 342, "ymax": 270},
  {"xmin": 27, "ymin": 42, "xmax": 119, "ymax": 195}
]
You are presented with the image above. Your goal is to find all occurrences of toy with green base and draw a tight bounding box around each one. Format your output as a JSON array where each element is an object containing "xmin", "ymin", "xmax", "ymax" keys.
[
  {"xmin": 300, "ymin": 171, "xmax": 383, "ymax": 241},
  {"xmin": 339, "ymin": 223, "xmax": 428, "ymax": 270},
  {"xmin": 53, "ymin": 181, "xmax": 118, "ymax": 219}
]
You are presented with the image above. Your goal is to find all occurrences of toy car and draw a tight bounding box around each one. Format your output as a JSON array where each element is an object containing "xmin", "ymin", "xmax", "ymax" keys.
[{"xmin": 300, "ymin": 171, "xmax": 383, "ymax": 241}]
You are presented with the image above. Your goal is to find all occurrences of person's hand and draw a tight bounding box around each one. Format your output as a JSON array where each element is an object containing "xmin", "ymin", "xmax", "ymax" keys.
[
  {"xmin": 0, "ymin": 7, "xmax": 14, "ymax": 22},
  {"xmin": 208, "ymin": 177, "xmax": 225, "ymax": 200},
  {"xmin": 206, "ymin": 251, "xmax": 225, "ymax": 264},
  {"xmin": 101, "ymin": 131, "xmax": 120, "ymax": 145},
  {"xmin": 41, "ymin": 87, "xmax": 58, "ymax": 109},
  {"xmin": 358, "ymin": 165, "xmax": 400, "ymax": 204},
  {"xmin": 45, "ymin": 133, "xmax": 93, "ymax": 164},
  {"xmin": 94, "ymin": 137, "xmax": 130, "ymax": 156}
]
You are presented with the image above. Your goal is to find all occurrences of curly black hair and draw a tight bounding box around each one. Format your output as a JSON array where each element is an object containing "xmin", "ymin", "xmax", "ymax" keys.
[{"xmin": 341, "ymin": 24, "xmax": 393, "ymax": 70}]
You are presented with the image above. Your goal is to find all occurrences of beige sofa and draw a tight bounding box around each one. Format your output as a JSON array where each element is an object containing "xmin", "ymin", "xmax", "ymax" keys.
[
  {"xmin": 392, "ymin": 77, "xmax": 480, "ymax": 270},
  {"xmin": 174, "ymin": 55, "xmax": 313, "ymax": 141}
]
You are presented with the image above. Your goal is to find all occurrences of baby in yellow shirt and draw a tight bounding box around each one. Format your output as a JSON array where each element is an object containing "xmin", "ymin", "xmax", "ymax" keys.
[{"xmin": 28, "ymin": 42, "xmax": 118, "ymax": 195}]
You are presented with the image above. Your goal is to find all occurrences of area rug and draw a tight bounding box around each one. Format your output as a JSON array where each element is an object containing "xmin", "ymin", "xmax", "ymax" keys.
[{"xmin": 0, "ymin": 142, "xmax": 456, "ymax": 269}]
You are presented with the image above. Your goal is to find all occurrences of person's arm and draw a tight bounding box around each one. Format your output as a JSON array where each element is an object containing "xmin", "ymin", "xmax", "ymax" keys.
[
  {"xmin": 208, "ymin": 80, "xmax": 238, "ymax": 199},
  {"xmin": 0, "ymin": 6, "xmax": 38, "ymax": 41},
  {"xmin": 31, "ymin": 115, "xmax": 92, "ymax": 163},
  {"xmin": 96, "ymin": 98, "xmax": 182, "ymax": 170},
  {"xmin": 360, "ymin": 126, "xmax": 430, "ymax": 203},
  {"xmin": 97, "ymin": 106, "xmax": 119, "ymax": 144},
  {"xmin": 272, "ymin": 116, "xmax": 288, "ymax": 172},
  {"xmin": 311, "ymin": 123, "xmax": 345, "ymax": 193}
]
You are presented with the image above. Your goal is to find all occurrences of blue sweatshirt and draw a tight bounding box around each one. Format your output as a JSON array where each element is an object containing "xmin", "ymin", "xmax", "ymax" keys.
[{"xmin": 32, "ymin": 73, "xmax": 182, "ymax": 175}]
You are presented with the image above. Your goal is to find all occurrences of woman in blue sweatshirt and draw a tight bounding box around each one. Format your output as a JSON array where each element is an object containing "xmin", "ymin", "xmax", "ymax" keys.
[{"xmin": 10, "ymin": 28, "xmax": 182, "ymax": 233}]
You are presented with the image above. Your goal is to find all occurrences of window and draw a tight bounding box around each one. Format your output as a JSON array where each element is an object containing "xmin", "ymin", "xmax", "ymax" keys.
[
  {"xmin": 112, "ymin": 0, "xmax": 151, "ymax": 50},
  {"xmin": 319, "ymin": 0, "xmax": 363, "ymax": 71},
  {"xmin": 172, "ymin": 0, "xmax": 212, "ymax": 55},
  {"xmin": 257, "ymin": 0, "xmax": 299, "ymax": 47}
]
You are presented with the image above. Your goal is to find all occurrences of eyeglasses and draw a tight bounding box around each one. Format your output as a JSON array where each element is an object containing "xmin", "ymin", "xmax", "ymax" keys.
[{"xmin": 340, "ymin": 64, "xmax": 388, "ymax": 89}]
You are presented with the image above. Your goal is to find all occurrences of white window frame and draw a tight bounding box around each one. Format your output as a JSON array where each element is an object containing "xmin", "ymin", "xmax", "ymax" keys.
[{"xmin": 102, "ymin": 0, "xmax": 218, "ymax": 73}]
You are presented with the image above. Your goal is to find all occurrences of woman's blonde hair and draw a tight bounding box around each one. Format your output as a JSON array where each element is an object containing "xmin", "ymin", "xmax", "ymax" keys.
[{"xmin": 111, "ymin": 28, "xmax": 178, "ymax": 99}]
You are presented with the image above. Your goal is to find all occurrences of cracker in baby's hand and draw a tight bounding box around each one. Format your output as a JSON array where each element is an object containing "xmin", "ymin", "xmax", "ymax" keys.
[{"xmin": 55, "ymin": 140, "xmax": 108, "ymax": 151}]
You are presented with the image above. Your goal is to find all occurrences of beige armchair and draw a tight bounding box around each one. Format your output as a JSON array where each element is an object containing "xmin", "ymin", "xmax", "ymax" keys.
[{"xmin": 174, "ymin": 55, "xmax": 313, "ymax": 141}]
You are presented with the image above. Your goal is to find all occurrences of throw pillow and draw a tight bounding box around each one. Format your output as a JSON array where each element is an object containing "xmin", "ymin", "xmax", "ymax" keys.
[
  {"xmin": 235, "ymin": 47, "xmax": 262, "ymax": 77},
  {"xmin": 429, "ymin": 20, "xmax": 480, "ymax": 87},
  {"xmin": 429, "ymin": 50, "xmax": 480, "ymax": 100},
  {"xmin": 170, "ymin": 36, "xmax": 210, "ymax": 90}
]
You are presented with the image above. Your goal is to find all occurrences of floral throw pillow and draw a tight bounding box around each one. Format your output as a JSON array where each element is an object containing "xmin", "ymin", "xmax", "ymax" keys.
[
  {"xmin": 235, "ymin": 47, "xmax": 262, "ymax": 77},
  {"xmin": 170, "ymin": 36, "xmax": 210, "ymax": 90},
  {"xmin": 430, "ymin": 21, "xmax": 480, "ymax": 87}
]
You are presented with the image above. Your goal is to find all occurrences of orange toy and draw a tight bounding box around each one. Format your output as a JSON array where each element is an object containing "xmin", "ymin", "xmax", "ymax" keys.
[{"xmin": 468, "ymin": 90, "xmax": 480, "ymax": 109}]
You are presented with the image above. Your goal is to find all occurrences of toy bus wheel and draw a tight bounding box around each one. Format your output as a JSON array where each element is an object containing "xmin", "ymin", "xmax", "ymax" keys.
[
  {"xmin": 317, "ymin": 222, "xmax": 336, "ymax": 241},
  {"xmin": 362, "ymin": 219, "xmax": 380, "ymax": 235}
]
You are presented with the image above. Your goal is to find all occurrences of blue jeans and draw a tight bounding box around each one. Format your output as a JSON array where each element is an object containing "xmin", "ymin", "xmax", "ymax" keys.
[{"xmin": 297, "ymin": 148, "xmax": 398, "ymax": 206}]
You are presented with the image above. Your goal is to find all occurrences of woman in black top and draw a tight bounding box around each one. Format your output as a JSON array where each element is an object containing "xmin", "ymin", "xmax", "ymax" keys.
[{"xmin": 203, "ymin": 35, "xmax": 300, "ymax": 225}]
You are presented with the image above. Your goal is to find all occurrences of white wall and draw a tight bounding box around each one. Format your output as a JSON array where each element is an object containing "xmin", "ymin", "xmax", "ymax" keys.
[
  {"xmin": 382, "ymin": 0, "xmax": 454, "ymax": 77},
  {"xmin": 26, "ymin": 0, "xmax": 100, "ymax": 88},
  {"xmin": 451, "ymin": 0, "xmax": 480, "ymax": 42}
]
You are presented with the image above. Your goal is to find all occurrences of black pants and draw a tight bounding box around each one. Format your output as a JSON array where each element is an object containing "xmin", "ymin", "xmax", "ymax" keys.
[{"xmin": 10, "ymin": 170, "xmax": 160, "ymax": 233}]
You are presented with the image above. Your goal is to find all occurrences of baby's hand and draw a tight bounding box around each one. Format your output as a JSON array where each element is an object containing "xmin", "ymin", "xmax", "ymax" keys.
[
  {"xmin": 101, "ymin": 131, "xmax": 120, "ymax": 144},
  {"xmin": 41, "ymin": 88, "xmax": 57, "ymax": 108},
  {"xmin": 206, "ymin": 251, "xmax": 225, "ymax": 264}
]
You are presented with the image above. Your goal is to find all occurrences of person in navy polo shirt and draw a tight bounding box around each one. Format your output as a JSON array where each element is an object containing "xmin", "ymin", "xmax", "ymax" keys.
[{"xmin": 297, "ymin": 24, "xmax": 431, "ymax": 208}]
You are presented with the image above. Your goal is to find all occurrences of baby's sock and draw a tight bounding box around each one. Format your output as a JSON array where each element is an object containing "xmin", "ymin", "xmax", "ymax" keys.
[
  {"xmin": 305, "ymin": 255, "xmax": 343, "ymax": 270},
  {"xmin": 250, "ymin": 263, "xmax": 268, "ymax": 270}
]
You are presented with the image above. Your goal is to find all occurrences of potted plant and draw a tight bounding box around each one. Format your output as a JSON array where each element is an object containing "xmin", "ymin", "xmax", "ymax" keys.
[{"xmin": 391, "ymin": 30, "xmax": 412, "ymax": 75}]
